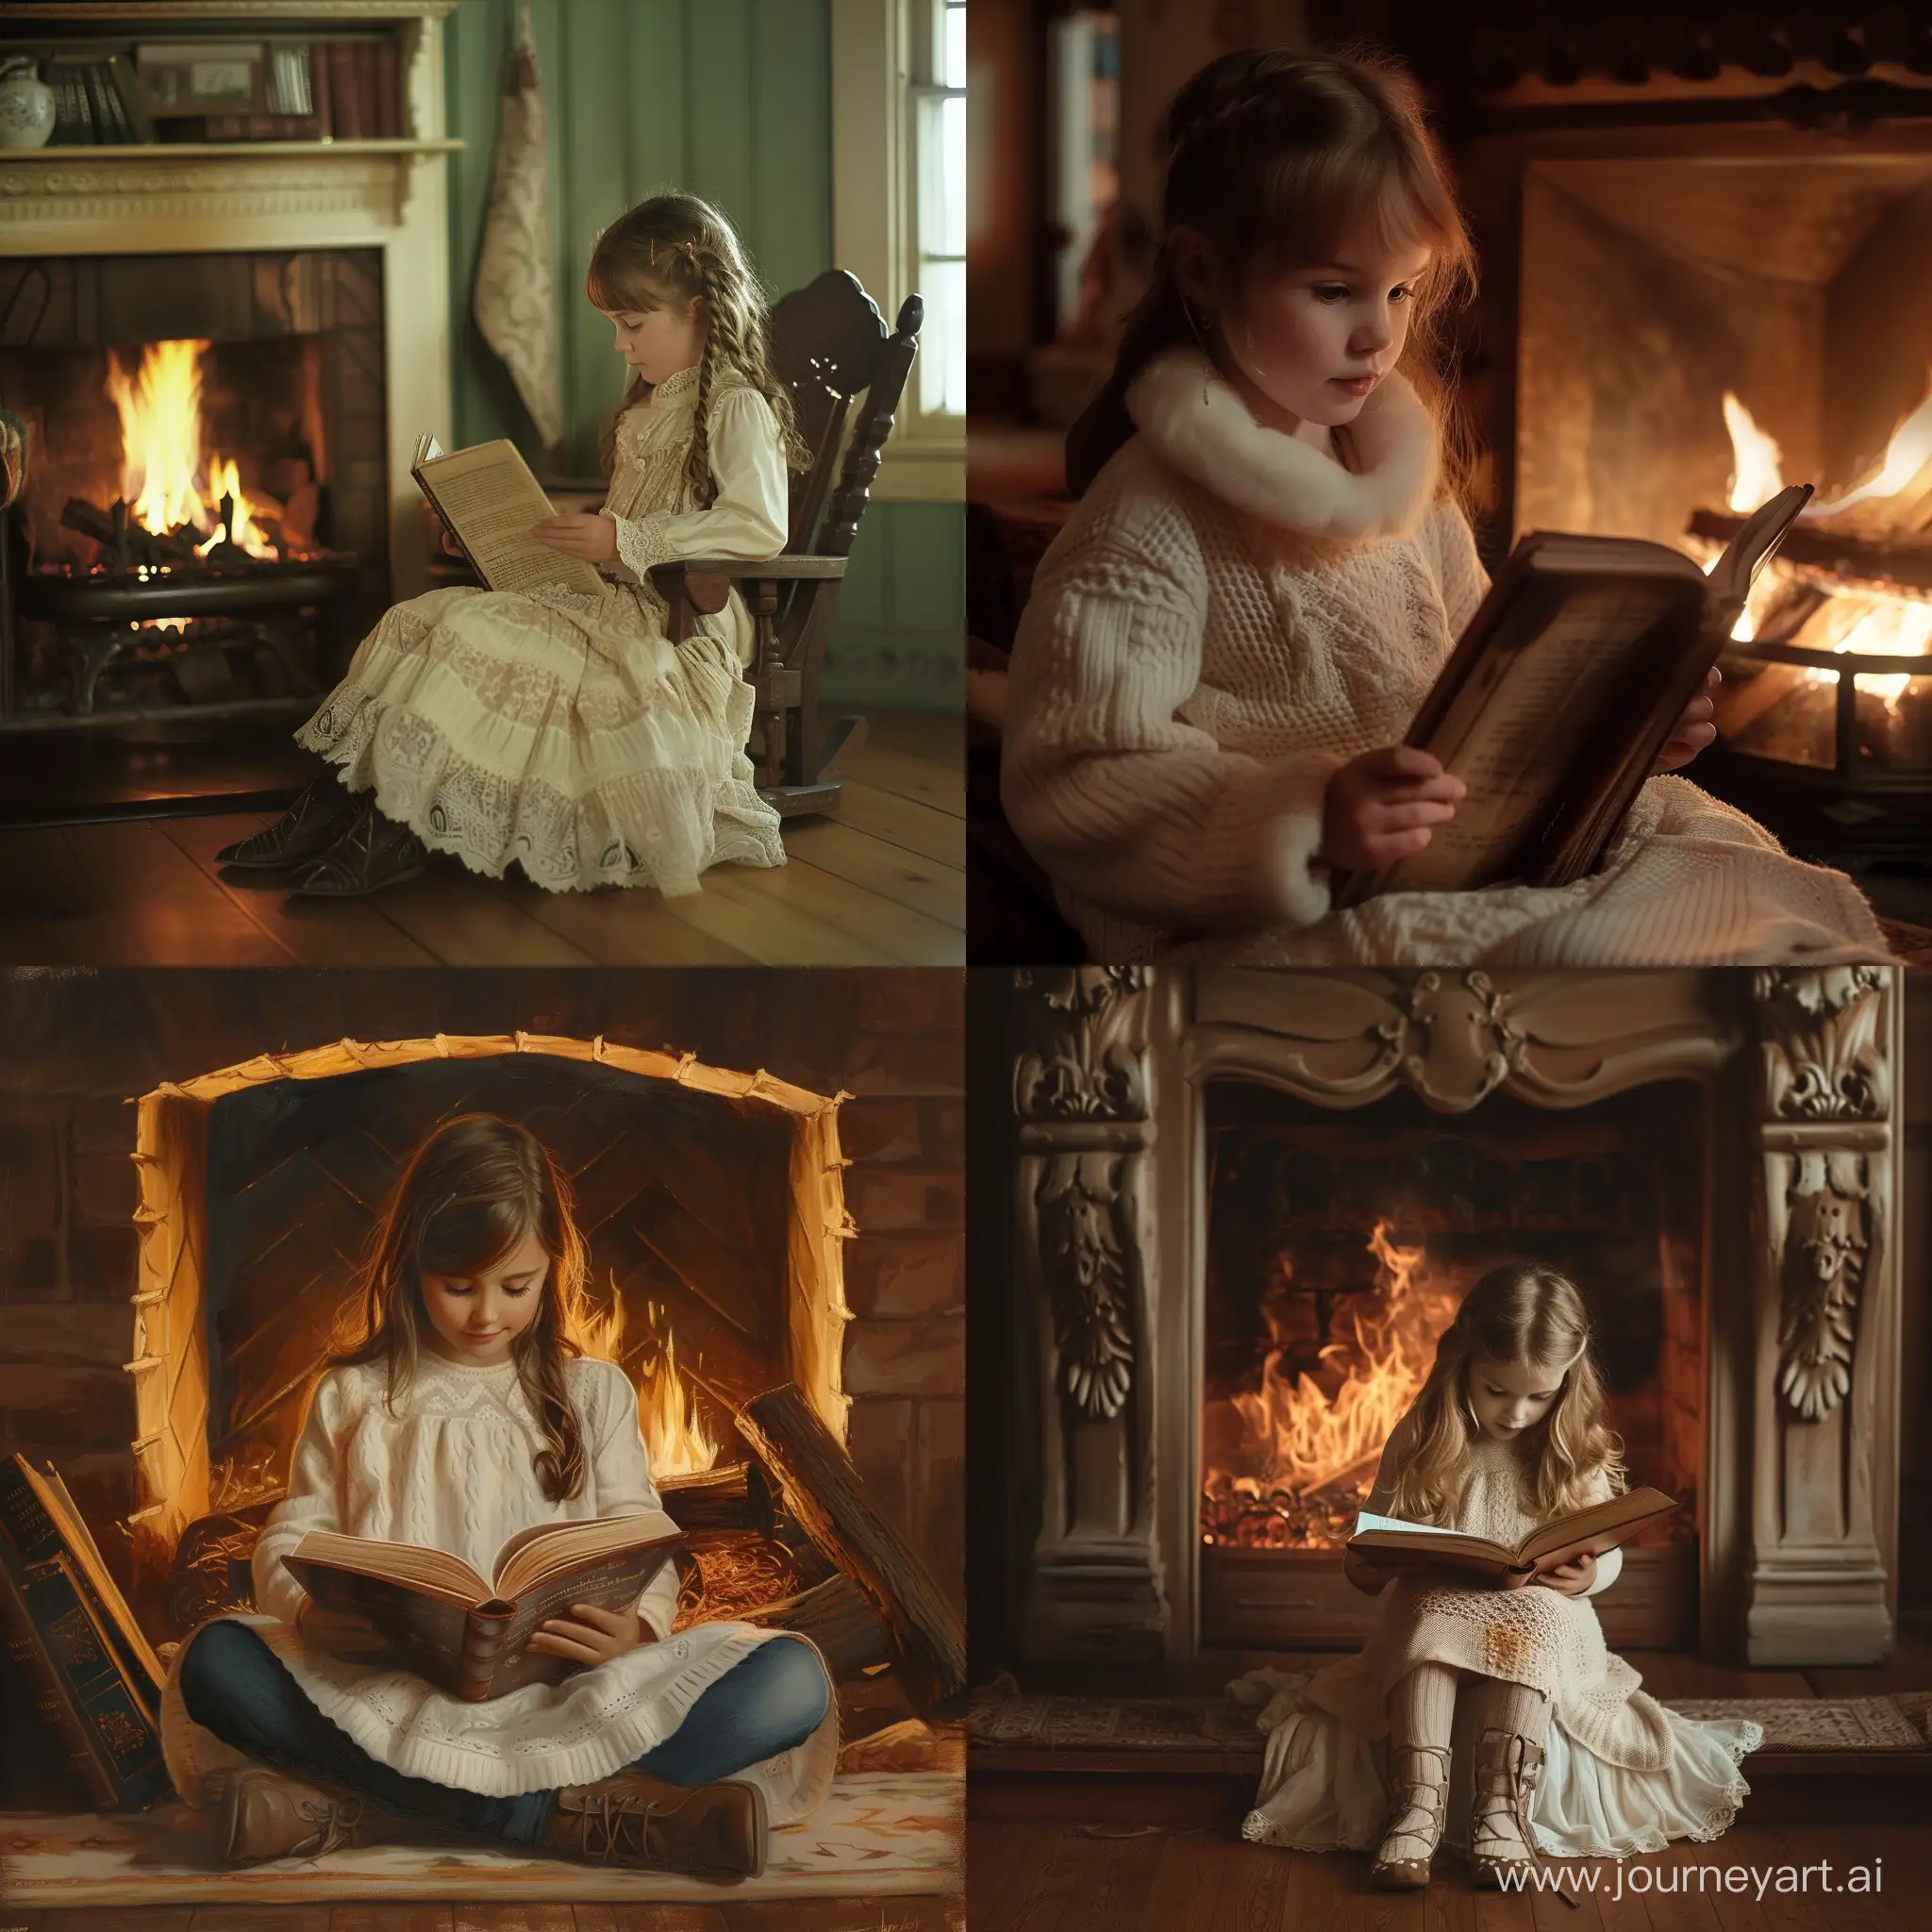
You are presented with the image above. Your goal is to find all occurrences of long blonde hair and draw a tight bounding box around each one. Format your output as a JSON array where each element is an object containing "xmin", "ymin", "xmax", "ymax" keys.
[
  {"xmin": 1065, "ymin": 48, "xmax": 1476, "ymax": 506},
  {"xmin": 325, "ymin": 1114, "xmax": 595, "ymax": 1504},
  {"xmin": 586, "ymin": 190, "xmax": 808, "ymax": 504},
  {"xmin": 1389, "ymin": 1263, "xmax": 1626, "ymax": 1525}
]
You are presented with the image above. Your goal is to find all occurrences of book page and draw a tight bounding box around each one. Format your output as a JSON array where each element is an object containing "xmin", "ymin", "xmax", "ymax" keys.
[
  {"xmin": 290, "ymin": 1529, "xmax": 491, "ymax": 1607},
  {"xmin": 492, "ymin": 1508, "xmax": 680, "ymax": 1600},
  {"xmin": 1381, "ymin": 578, "xmax": 1690, "ymax": 892},
  {"xmin": 417, "ymin": 441, "xmax": 605, "ymax": 597}
]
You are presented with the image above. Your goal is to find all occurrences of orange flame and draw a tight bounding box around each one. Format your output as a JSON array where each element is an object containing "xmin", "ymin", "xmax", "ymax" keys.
[
  {"xmin": 103, "ymin": 339, "xmax": 281, "ymax": 560},
  {"xmin": 1226, "ymin": 1222, "xmax": 1458, "ymax": 1495},
  {"xmin": 1716, "ymin": 387, "xmax": 1932, "ymax": 705},
  {"xmin": 569, "ymin": 1284, "xmax": 720, "ymax": 1480}
]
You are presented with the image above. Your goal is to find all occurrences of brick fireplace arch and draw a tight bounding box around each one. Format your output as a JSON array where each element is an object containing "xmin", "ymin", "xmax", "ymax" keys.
[{"xmin": 124, "ymin": 1031, "xmax": 853, "ymax": 1601}]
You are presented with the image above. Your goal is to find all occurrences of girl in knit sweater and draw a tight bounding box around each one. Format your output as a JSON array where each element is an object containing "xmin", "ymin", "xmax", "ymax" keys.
[
  {"xmin": 1000, "ymin": 51, "xmax": 1890, "ymax": 966},
  {"xmin": 162, "ymin": 1114, "xmax": 835, "ymax": 1879},
  {"xmin": 1233, "ymin": 1264, "xmax": 1760, "ymax": 1888}
]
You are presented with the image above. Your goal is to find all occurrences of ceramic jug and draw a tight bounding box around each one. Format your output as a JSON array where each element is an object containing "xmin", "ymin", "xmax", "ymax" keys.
[{"xmin": 0, "ymin": 57, "xmax": 56, "ymax": 150}]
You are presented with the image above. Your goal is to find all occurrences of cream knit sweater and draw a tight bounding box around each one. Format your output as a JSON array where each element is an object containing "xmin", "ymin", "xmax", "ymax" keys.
[
  {"xmin": 158, "ymin": 1352, "xmax": 837, "ymax": 1812},
  {"xmin": 1001, "ymin": 349, "xmax": 1892, "ymax": 966}
]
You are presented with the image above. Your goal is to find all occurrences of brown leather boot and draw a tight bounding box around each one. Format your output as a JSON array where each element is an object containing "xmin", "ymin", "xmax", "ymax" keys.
[
  {"xmin": 204, "ymin": 1763, "xmax": 410, "ymax": 1864},
  {"xmin": 540, "ymin": 1768, "xmax": 768, "ymax": 1880}
]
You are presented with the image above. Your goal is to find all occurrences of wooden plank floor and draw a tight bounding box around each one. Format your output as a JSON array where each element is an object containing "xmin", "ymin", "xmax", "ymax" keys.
[
  {"xmin": 967, "ymin": 1816, "xmax": 1924, "ymax": 1932},
  {"xmin": 0, "ymin": 713, "xmax": 963, "ymax": 968},
  {"xmin": 4, "ymin": 1902, "xmax": 960, "ymax": 1929},
  {"xmin": 967, "ymin": 1632, "xmax": 1932, "ymax": 1930}
]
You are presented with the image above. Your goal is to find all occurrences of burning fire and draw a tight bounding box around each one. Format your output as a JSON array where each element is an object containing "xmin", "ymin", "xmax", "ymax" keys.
[
  {"xmin": 104, "ymin": 338, "xmax": 282, "ymax": 560},
  {"xmin": 569, "ymin": 1284, "xmax": 720, "ymax": 1480},
  {"xmin": 1714, "ymin": 389, "xmax": 1932, "ymax": 709},
  {"xmin": 1225, "ymin": 1222, "xmax": 1458, "ymax": 1501}
]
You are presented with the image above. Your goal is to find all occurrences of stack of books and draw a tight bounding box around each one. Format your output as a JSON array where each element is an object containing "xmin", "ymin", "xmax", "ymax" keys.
[{"xmin": 35, "ymin": 35, "xmax": 403, "ymax": 145}]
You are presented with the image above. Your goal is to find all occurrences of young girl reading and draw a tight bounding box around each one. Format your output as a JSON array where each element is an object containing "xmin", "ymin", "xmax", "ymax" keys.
[
  {"xmin": 159, "ymin": 1114, "xmax": 836, "ymax": 1879},
  {"xmin": 1000, "ymin": 50, "xmax": 1890, "ymax": 967},
  {"xmin": 1232, "ymin": 1263, "xmax": 1760, "ymax": 1887},
  {"xmin": 218, "ymin": 191, "xmax": 802, "ymax": 899}
]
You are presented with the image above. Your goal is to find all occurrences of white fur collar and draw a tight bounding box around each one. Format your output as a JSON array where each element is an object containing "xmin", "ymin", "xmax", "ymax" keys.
[{"xmin": 1124, "ymin": 348, "xmax": 1439, "ymax": 541}]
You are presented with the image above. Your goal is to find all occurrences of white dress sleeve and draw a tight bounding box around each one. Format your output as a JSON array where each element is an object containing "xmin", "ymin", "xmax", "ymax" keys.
[
  {"xmin": 602, "ymin": 386, "xmax": 791, "ymax": 584},
  {"xmin": 1579, "ymin": 1462, "xmax": 1624, "ymax": 1597},
  {"xmin": 583, "ymin": 1358, "xmax": 683, "ymax": 1643},
  {"xmin": 251, "ymin": 1371, "xmax": 345, "ymax": 1628}
]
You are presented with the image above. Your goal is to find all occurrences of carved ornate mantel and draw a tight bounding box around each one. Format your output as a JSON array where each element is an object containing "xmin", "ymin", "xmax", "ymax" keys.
[
  {"xmin": 0, "ymin": 1, "xmax": 462, "ymax": 600},
  {"xmin": 1008, "ymin": 968, "xmax": 1904, "ymax": 1668}
]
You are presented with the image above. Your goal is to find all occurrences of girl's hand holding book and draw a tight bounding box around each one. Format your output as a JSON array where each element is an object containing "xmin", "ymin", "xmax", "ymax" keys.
[
  {"xmin": 1531, "ymin": 1551, "xmax": 1597, "ymax": 1596},
  {"xmin": 1650, "ymin": 666, "xmax": 1721, "ymax": 774},
  {"xmin": 1320, "ymin": 745, "xmax": 1466, "ymax": 871},
  {"xmin": 527, "ymin": 1600, "xmax": 654, "ymax": 1665},
  {"xmin": 531, "ymin": 513, "xmax": 618, "ymax": 564}
]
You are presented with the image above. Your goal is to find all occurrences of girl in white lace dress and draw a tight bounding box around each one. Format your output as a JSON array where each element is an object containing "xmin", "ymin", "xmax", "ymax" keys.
[
  {"xmin": 1234, "ymin": 1263, "xmax": 1760, "ymax": 1890},
  {"xmin": 161, "ymin": 1115, "xmax": 836, "ymax": 1878},
  {"xmin": 220, "ymin": 192, "xmax": 800, "ymax": 898}
]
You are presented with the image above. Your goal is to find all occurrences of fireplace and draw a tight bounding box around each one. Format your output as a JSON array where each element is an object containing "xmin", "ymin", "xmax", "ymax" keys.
[
  {"xmin": 1196, "ymin": 1078, "xmax": 1703, "ymax": 1649},
  {"xmin": 1433, "ymin": 37, "xmax": 1932, "ymax": 861},
  {"xmin": 0, "ymin": 0, "xmax": 458, "ymax": 743},
  {"xmin": 124, "ymin": 1032, "xmax": 852, "ymax": 1637},
  {"xmin": 1, "ymin": 248, "xmax": 388, "ymax": 721},
  {"xmin": 1006, "ymin": 968, "xmax": 1905, "ymax": 1669}
]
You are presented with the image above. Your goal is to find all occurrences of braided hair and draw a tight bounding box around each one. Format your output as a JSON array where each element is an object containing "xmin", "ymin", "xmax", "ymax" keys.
[
  {"xmin": 1064, "ymin": 49, "xmax": 1477, "ymax": 506},
  {"xmin": 586, "ymin": 191, "xmax": 808, "ymax": 505}
]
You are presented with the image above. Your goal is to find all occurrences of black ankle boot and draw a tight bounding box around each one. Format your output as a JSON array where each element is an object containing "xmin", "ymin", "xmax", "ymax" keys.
[
  {"xmin": 216, "ymin": 777, "xmax": 358, "ymax": 869},
  {"xmin": 289, "ymin": 797, "xmax": 429, "ymax": 897}
]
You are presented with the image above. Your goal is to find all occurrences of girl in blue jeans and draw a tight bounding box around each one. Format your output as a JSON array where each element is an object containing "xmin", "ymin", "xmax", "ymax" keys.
[{"xmin": 160, "ymin": 1115, "xmax": 836, "ymax": 1878}]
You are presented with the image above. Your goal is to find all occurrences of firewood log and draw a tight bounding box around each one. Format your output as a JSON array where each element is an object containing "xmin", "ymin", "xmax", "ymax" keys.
[
  {"xmin": 739, "ymin": 1573, "xmax": 893, "ymax": 1679},
  {"xmin": 735, "ymin": 1383, "xmax": 966, "ymax": 1716}
]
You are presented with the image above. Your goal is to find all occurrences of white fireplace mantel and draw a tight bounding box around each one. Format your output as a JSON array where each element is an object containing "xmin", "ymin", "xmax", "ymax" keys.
[
  {"xmin": 1009, "ymin": 967, "xmax": 1905, "ymax": 1669},
  {"xmin": 0, "ymin": 0, "xmax": 461, "ymax": 598}
]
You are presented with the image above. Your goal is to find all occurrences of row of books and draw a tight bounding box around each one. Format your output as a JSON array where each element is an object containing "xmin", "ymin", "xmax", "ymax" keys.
[
  {"xmin": 0, "ymin": 1454, "xmax": 171, "ymax": 1810},
  {"xmin": 37, "ymin": 37, "xmax": 403, "ymax": 146}
]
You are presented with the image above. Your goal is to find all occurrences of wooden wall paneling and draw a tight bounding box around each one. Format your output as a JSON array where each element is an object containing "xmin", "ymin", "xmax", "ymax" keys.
[
  {"xmin": 558, "ymin": 0, "xmax": 634, "ymax": 479},
  {"xmin": 749, "ymin": 0, "xmax": 834, "ymax": 301}
]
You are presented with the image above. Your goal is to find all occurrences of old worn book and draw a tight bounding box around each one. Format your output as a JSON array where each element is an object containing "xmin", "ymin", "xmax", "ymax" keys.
[
  {"xmin": 0, "ymin": 1457, "xmax": 172, "ymax": 1809},
  {"xmin": 1332, "ymin": 483, "xmax": 1813, "ymax": 904},
  {"xmin": 1347, "ymin": 1485, "xmax": 1679, "ymax": 1581},
  {"xmin": 411, "ymin": 432, "xmax": 605, "ymax": 598},
  {"xmin": 284, "ymin": 1509, "xmax": 685, "ymax": 1703}
]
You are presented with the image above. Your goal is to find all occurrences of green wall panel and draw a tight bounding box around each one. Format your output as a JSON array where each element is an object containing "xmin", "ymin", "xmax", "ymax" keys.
[{"xmin": 441, "ymin": 0, "xmax": 953, "ymax": 708}]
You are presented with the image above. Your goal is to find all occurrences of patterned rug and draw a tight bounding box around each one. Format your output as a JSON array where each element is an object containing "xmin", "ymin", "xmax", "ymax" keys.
[
  {"xmin": 0, "ymin": 1771, "xmax": 961, "ymax": 1906},
  {"xmin": 966, "ymin": 1686, "xmax": 1932, "ymax": 1757}
]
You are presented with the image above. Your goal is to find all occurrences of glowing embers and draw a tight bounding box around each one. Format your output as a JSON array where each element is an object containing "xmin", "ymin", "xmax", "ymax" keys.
[{"xmin": 1201, "ymin": 1223, "xmax": 1459, "ymax": 1551}]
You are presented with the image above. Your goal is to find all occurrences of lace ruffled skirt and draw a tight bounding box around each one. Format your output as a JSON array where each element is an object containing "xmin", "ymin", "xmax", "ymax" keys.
[
  {"xmin": 295, "ymin": 581, "xmax": 785, "ymax": 895},
  {"xmin": 1230, "ymin": 1667, "xmax": 1761, "ymax": 1861}
]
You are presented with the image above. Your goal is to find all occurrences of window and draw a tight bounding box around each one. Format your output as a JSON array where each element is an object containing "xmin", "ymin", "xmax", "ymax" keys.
[
  {"xmin": 831, "ymin": 0, "xmax": 967, "ymax": 499},
  {"xmin": 913, "ymin": 0, "xmax": 967, "ymax": 417}
]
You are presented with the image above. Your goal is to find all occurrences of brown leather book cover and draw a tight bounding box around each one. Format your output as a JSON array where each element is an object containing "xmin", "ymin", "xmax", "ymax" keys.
[{"xmin": 1332, "ymin": 484, "xmax": 1812, "ymax": 906}]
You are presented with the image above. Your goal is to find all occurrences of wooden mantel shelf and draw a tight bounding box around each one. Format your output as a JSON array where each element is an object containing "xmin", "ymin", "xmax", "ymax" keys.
[
  {"xmin": 0, "ymin": 138, "xmax": 463, "ymax": 158},
  {"xmin": 0, "ymin": 2, "xmax": 458, "ymax": 20}
]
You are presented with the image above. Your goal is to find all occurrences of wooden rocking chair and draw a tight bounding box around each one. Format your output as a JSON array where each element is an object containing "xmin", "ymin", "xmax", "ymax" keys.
[{"xmin": 650, "ymin": 270, "xmax": 923, "ymax": 817}]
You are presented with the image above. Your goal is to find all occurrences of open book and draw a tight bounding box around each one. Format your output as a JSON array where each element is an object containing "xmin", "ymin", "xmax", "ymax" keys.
[
  {"xmin": 284, "ymin": 1509, "xmax": 685, "ymax": 1703},
  {"xmin": 1332, "ymin": 484, "xmax": 1813, "ymax": 905},
  {"xmin": 1346, "ymin": 1486, "xmax": 1679, "ymax": 1583},
  {"xmin": 411, "ymin": 432, "xmax": 606, "ymax": 598}
]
